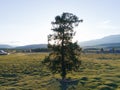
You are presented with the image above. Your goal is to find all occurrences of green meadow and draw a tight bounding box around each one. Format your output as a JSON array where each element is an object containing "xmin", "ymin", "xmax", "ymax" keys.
[{"xmin": 0, "ymin": 53, "xmax": 120, "ymax": 90}]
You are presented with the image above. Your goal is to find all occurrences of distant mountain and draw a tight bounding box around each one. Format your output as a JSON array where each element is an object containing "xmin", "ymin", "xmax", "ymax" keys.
[
  {"xmin": 79, "ymin": 34, "xmax": 120, "ymax": 47},
  {"xmin": 83, "ymin": 43, "xmax": 120, "ymax": 49},
  {"xmin": 15, "ymin": 44, "xmax": 47, "ymax": 49},
  {"xmin": 96, "ymin": 43, "xmax": 120, "ymax": 48},
  {"xmin": 0, "ymin": 44, "xmax": 13, "ymax": 48}
]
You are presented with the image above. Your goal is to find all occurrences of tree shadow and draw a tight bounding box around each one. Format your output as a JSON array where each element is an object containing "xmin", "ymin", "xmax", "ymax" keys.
[{"xmin": 58, "ymin": 79, "xmax": 79, "ymax": 90}]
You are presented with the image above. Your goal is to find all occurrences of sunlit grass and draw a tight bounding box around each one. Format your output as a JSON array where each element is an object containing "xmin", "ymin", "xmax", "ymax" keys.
[{"xmin": 0, "ymin": 53, "xmax": 120, "ymax": 90}]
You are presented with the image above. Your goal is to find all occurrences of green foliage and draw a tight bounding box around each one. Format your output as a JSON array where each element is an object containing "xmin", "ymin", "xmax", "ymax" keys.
[
  {"xmin": 43, "ymin": 12, "xmax": 83, "ymax": 79},
  {"xmin": 44, "ymin": 43, "xmax": 82, "ymax": 73}
]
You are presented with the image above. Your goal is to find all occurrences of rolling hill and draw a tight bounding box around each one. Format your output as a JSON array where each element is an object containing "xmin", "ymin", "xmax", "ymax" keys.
[
  {"xmin": 15, "ymin": 44, "xmax": 47, "ymax": 49},
  {"xmin": 1, "ymin": 34, "xmax": 120, "ymax": 49},
  {"xmin": 79, "ymin": 34, "xmax": 120, "ymax": 48},
  {"xmin": 0, "ymin": 44, "xmax": 47, "ymax": 49},
  {"xmin": 0, "ymin": 44, "xmax": 13, "ymax": 49}
]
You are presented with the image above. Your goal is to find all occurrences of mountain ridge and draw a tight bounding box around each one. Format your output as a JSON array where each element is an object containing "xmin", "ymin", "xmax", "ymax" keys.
[
  {"xmin": 79, "ymin": 34, "xmax": 120, "ymax": 47},
  {"xmin": 0, "ymin": 44, "xmax": 13, "ymax": 48},
  {"xmin": 15, "ymin": 44, "xmax": 47, "ymax": 49},
  {"xmin": 0, "ymin": 34, "xmax": 120, "ymax": 49},
  {"xmin": 0, "ymin": 44, "xmax": 47, "ymax": 49}
]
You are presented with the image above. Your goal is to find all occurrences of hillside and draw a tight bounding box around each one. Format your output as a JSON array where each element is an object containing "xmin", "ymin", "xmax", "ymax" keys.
[
  {"xmin": 0, "ymin": 44, "xmax": 13, "ymax": 49},
  {"xmin": 94, "ymin": 43, "xmax": 120, "ymax": 49},
  {"xmin": 15, "ymin": 44, "xmax": 47, "ymax": 49},
  {"xmin": 80, "ymin": 34, "xmax": 120, "ymax": 47}
]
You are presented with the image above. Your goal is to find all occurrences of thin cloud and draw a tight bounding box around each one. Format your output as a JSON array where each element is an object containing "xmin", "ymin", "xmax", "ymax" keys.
[
  {"xmin": 9, "ymin": 41, "xmax": 20, "ymax": 43},
  {"xmin": 96, "ymin": 20, "xmax": 120, "ymax": 30},
  {"xmin": 103, "ymin": 20, "xmax": 111, "ymax": 24}
]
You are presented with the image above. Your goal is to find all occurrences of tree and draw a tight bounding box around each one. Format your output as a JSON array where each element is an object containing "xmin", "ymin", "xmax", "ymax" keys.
[
  {"xmin": 101, "ymin": 48, "xmax": 104, "ymax": 53},
  {"xmin": 43, "ymin": 12, "xmax": 83, "ymax": 80}
]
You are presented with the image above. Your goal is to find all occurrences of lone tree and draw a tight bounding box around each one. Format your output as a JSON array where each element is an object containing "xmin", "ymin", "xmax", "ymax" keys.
[{"xmin": 43, "ymin": 12, "xmax": 83, "ymax": 80}]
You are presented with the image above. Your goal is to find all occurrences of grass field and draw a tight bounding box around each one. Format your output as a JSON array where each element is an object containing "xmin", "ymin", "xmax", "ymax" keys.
[{"xmin": 0, "ymin": 53, "xmax": 120, "ymax": 90}]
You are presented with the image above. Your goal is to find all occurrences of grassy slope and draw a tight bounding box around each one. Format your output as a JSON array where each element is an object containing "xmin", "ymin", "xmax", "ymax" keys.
[{"xmin": 0, "ymin": 53, "xmax": 120, "ymax": 90}]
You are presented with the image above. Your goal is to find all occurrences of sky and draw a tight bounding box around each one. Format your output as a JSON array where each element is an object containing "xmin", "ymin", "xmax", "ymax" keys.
[{"xmin": 0, "ymin": 0, "xmax": 120, "ymax": 46}]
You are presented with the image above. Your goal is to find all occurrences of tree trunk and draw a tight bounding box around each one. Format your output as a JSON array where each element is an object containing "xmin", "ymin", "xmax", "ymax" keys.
[{"xmin": 61, "ymin": 31, "xmax": 66, "ymax": 80}]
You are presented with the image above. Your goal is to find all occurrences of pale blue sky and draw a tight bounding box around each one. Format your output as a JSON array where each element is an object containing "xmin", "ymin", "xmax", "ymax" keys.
[{"xmin": 0, "ymin": 0, "xmax": 120, "ymax": 46}]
